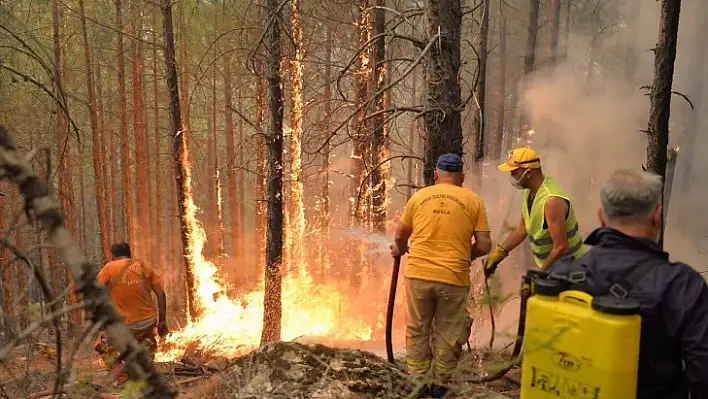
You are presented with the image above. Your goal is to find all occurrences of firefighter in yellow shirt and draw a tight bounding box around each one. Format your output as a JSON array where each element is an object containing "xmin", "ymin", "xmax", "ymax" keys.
[
  {"xmin": 391, "ymin": 153, "xmax": 492, "ymax": 398},
  {"xmin": 483, "ymin": 147, "xmax": 585, "ymax": 278}
]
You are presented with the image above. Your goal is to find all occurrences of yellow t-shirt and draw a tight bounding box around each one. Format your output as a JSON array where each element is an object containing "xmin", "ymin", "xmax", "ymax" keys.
[{"xmin": 402, "ymin": 183, "xmax": 490, "ymax": 287}]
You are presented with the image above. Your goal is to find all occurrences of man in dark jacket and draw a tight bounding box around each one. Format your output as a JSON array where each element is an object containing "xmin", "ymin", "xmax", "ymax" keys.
[{"xmin": 548, "ymin": 169, "xmax": 708, "ymax": 399}]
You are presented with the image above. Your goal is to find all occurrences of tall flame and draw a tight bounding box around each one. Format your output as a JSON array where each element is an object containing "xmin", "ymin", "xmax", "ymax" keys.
[{"xmin": 157, "ymin": 139, "xmax": 378, "ymax": 362}]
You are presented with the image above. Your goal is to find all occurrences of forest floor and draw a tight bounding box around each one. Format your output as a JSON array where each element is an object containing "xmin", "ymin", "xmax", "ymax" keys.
[{"xmin": 0, "ymin": 339, "xmax": 520, "ymax": 398}]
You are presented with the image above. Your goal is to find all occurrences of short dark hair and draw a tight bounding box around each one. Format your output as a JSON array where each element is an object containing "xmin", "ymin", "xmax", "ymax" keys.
[{"xmin": 110, "ymin": 242, "xmax": 131, "ymax": 258}]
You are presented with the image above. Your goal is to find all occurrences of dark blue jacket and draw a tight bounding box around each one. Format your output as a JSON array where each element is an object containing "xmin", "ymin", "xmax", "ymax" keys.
[{"xmin": 548, "ymin": 227, "xmax": 708, "ymax": 399}]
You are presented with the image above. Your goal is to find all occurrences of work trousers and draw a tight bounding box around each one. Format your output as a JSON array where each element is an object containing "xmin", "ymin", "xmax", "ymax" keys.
[
  {"xmin": 95, "ymin": 324, "xmax": 158, "ymax": 384},
  {"xmin": 405, "ymin": 277, "xmax": 470, "ymax": 384}
]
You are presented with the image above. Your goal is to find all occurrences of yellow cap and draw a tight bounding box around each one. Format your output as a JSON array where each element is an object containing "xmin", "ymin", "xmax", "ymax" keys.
[{"xmin": 498, "ymin": 147, "xmax": 541, "ymax": 172}]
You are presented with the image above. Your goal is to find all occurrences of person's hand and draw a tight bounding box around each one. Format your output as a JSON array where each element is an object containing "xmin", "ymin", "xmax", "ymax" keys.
[
  {"xmin": 483, "ymin": 245, "xmax": 508, "ymax": 278},
  {"xmin": 390, "ymin": 244, "xmax": 402, "ymax": 257},
  {"xmin": 158, "ymin": 321, "xmax": 169, "ymax": 338}
]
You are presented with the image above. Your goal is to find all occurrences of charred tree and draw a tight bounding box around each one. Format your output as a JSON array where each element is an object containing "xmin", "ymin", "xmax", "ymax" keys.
[
  {"xmin": 260, "ymin": 0, "xmax": 284, "ymax": 344},
  {"xmin": 523, "ymin": 0, "xmax": 541, "ymax": 75},
  {"xmin": 160, "ymin": 0, "xmax": 200, "ymax": 321},
  {"xmin": 549, "ymin": 0, "xmax": 562, "ymax": 68},
  {"xmin": 153, "ymin": 16, "xmax": 164, "ymax": 272},
  {"xmin": 473, "ymin": 0, "xmax": 490, "ymax": 168},
  {"xmin": 319, "ymin": 25, "xmax": 333, "ymax": 274},
  {"xmin": 255, "ymin": 70, "xmax": 267, "ymax": 284},
  {"xmin": 423, "ymin": 0, "xmax": 463, "ymax": 185},
  {"xmin": 370, "ymin": 0, "xmax": 388, "ymax": 233},
  {"xmin": 78, "ymin": 0, "xmax": 110, "ymax": 262},
  {"xmin": 492, "ymin": 0, "xmax": 507, "ymax": 159},
  {"xmin": 645, "ymin": 0, "xmax": 681, "ymax": 246}
]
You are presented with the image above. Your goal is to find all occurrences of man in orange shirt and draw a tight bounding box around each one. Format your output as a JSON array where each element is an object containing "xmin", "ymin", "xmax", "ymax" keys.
[
  {"xmin": 391, "ymin": 153, "xmax": 492, "ymax": 398},
  {"xmin": 95, "ymin": 242, "xmax": 168, "ymax": 385}
]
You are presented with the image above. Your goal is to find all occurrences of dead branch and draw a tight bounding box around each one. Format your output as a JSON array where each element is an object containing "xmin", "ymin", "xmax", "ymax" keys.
[
  {"xmin": 310, "ymin": 31, "xmax": 441, "ymax": 157},
  {"xmin": 0, "ymin": 126, "xmax": 176, "ymax": 398},
  {"xmin": 353, "ymin": 155, "xmax": 423, "ymax": 218}
]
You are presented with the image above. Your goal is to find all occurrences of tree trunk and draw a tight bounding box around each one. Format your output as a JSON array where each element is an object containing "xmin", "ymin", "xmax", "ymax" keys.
[
  {"xmin": 523, "ymin": 0, "xmax": 541, "ymax": 76},
  {"xmin": 562, "ymin": 0, "xmax": 571, "ymax": 63},
  {"xmin": 0, "ymin": 190, "xmax": 15, "ymax": 336},
  {"xmin": 423, "ymin": 0, "xmax": 463, "ymax": 186},
  {"xmin": 492, "ymin": 0, "xmax": 507, "ymax": 159},
  {"xmin": 116, "ymin": 0, "xmax": 135, "ymax": 248},
  {"xmin": 212, "ymin": 56, "xmax": 224, "ymax": 258},
  {"xmin": 79, "ymin": 0, "xmax": 110, "ymax": 262},
  {"xmin": 237, "ymin": 92, "xmax": 246, "ymax": 278},
  {"xmin": 96, "ymin": 63, "xmax": 113, "ymax": 245},
  {"xmin": 350, "ymin": 0, "xmax": 372, "ymax": 225},
  {"xmin": 261, "ymin": 0, "xmax": 284, "ymax": 344},
  {"xmin": 473, "ymin": 0, "xmax": 490, "ymax": 167},
  {"xmin": 645, "ymin": 0, "xmax": 682, "ymax": 245},
  {"xmin": 132, "ymin": 5, "xmax": 152, "ymax": 263},
  {"xmin": 160, "ymin": 0, "xmax": 200, "ymax": 322},
  {"xmin": 289, "ymin": 0, "xmax": 306, "ymax": 273},
  {"xmin": 255, "ymin": 70, "xmax": 267, "ymax": 286},
  {"xmin": 407, "ymin": 68, "xmax": 417, "ymax": 200},
  {"xmin": 223, "ymin": 40, "xmax": 241, "ymax": 286},
  {"xmin": 319, "ymin": 25, "xmax": 332, "ymax": 274},
  {"xmin": 370, "ymin": 0, "xmax": 388, "ymax": 233},
  {"xmin": 153, "ymin": 16, "xmax": 163, "ymax": 273},
  {"xmin": 549, "ymin": 0, "xmax": 562, "ymax": 68}
]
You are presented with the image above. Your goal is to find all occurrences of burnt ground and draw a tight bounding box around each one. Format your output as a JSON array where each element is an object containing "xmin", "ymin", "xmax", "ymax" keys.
[{"xmin": 1, "ymin": 340, "xmax": 519, "ymax": 398}]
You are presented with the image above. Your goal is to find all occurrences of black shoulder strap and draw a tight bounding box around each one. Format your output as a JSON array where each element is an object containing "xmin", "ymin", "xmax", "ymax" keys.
[{"xmin": 608, "ymin": 258, "xmax": 665, "ymax": 299}]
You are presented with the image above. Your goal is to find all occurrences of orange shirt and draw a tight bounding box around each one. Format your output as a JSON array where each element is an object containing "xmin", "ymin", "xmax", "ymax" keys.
[
  {"xmin": 401, "ymin": 183, "xmax": 490, "ymax": 287},
  {"xmin": 97, "ymin": 258, "xmax": 163, "ymax": 325}
]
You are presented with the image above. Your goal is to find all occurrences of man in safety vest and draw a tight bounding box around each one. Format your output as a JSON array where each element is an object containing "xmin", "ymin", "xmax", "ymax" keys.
[
  {"xmin": 483, "ymin": 147, "xmax": 585, "ymax": 277},
  {"xmin": 391, "ymin": 153, "xmax": 492, "ymax": 398}
]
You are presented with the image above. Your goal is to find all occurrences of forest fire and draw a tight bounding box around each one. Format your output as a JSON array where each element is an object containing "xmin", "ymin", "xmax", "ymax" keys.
[{"xmin": 157, "ymin": 145, "xmax": 380, "ymax": 361}]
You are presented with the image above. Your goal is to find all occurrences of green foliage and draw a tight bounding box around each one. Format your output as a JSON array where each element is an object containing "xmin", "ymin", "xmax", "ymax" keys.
[{"xmin": 120, "ymin": 379, "xmax": 148, "ymax": 399}]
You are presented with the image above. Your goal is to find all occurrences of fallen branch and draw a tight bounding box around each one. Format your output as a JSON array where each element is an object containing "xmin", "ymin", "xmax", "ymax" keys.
[{"xmin": 0, "ymin": 126, "xmax": 175, "ymax": 398}]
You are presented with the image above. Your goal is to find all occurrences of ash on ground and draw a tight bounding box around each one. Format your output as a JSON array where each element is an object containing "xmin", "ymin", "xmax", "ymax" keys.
[{"xmin": 193, "ymin": 341, "xmax": 408, "ymax": 398}]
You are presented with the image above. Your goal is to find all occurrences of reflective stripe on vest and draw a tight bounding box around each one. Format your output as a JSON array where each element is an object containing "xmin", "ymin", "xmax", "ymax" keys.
[{"xmin": 522, "ymin": 176, "xmax": 585, "ymax": 266}]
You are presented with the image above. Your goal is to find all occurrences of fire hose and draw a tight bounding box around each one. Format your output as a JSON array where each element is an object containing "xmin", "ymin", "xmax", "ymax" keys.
[{"xmin": 385, "ymin": 255, "xmax": 402, "ymax": 363}]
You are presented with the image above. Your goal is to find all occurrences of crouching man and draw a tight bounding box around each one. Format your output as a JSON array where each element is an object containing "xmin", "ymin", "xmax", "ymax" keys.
[{"xmin": 94, "ymin": 242, "xmax": 169, "ymax": 385}]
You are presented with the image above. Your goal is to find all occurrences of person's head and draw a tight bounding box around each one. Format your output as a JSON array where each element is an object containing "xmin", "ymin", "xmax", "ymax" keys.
[
  {"xmin": 110, "ymin": 242, "xmax": 132, "ymax": 260},
  {"xmin": 498, "ymin": 147, "xmax": 543, "ymax": 190},
  {"xmin": 599, "ymin": 169, "xmax": 663, "ymax": 241},
  {"xmin": 434, "ymin": 153, "xmax": 465, "ymax": 186}
]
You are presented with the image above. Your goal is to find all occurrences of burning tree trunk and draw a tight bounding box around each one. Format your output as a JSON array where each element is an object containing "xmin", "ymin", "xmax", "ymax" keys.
[
  {"xmin": 289, "ymin": 0, "xmax": 306, "ymax": 274},
  {"xmin": 645, "ymin": 0, "xmax": 682, "ymax": 244},
  {"xmin": 78, "ymin": 0, "xmax": 110, "ymax": 262},
  {"xmin": 492, "ymin": 1, "xmax": 507, "ymax": 159},
  {"xmin": 116, "ymin": 0, "xmax": 135, "ymax": 248},
  {"xmin": 261, "ymin": 0, "xmax": 285, "ymax": 344},
  {"xmin": 472, "ymin": 0, "xmax": 490, "ymax": 169},
  {"xmin": 319, "ymin": 25, "xmax": 332, "ymax": 275},
  {"xmin": 370, "ymin": 0, "xmax": 388, "ymax": 234},
  {"xmin": 350, "ymin": 0, "xmax": 372, "ymax": 225},
  {"xmin": 407, "ymin": 69, "xmax": 418, "ymax": 200},
  {"xmin": 549, "ymin": 0, "xmax": 561, "ymax": 68},
  {"xmin": 423, "ymin": 0, "xmax": 463, "ymax": 186},
  {"xmin": 161, "ymin": 0, "xmax": 200, "ymax": 321},
  {"xmin": 212, "ymin": 62, "xmax": 224, "ymax": 257}
]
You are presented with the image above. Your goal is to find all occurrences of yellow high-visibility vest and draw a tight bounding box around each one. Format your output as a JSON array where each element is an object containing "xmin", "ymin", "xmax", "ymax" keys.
[{"xmin": 522, "ymin": 176, "xmax": 585, "ymax": 266}]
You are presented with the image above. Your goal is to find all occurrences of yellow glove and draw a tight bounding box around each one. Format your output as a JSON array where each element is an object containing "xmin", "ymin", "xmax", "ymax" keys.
[{"xmin": 483, "ymin": 245, "xmax": 508, "ymax": 278}]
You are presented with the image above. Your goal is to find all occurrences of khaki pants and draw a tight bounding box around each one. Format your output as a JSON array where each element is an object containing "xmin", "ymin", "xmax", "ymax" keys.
[{"xmin": 405, "ymin": 277, "xmax": 470, "ymax": 383}]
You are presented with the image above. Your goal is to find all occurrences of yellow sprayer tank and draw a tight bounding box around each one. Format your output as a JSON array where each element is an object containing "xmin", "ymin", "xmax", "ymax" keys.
[{"xmin": 520, "ymin": 278, "xmax": 642, "ymax": 399}]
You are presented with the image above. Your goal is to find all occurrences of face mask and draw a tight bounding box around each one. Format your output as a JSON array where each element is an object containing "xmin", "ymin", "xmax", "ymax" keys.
[{"xmin": 509, "ymin": 169, "xmax": 528, "ymax": 189}]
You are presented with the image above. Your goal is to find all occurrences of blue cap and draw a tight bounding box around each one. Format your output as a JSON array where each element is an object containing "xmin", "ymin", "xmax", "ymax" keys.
[{"xmin": 436, "ymin": 153, "xmax": 464, "ymax": 172}]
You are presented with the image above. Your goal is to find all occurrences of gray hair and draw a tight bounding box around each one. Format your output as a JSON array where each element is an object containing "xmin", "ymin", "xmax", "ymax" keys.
[{"xmin": 600, "ymin": 169, "xmax": 663, "ymax": 224}]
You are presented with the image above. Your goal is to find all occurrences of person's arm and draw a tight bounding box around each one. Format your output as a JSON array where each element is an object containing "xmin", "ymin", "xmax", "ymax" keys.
[
  {"xmin": 149, "ymin": 271, "xmax": 169, "ymax": 336},
  {"xmin": 500, "ymin": 214, "xmax": 528, "ymax": 254},
  {"xmin": 471, "ymin": 231, "xmax": 491, "ymax": 260},
  {"xmin": 541, "ymin": 197, "xmax": 570, "ymax": 269},
  {"xmin": 471, "ymin": 199, "xmax": 492, "ymax": 260},
  {"xmin": 393, "ymin": 223, "xmax": 413, "ymax": 255}
]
